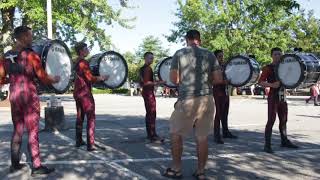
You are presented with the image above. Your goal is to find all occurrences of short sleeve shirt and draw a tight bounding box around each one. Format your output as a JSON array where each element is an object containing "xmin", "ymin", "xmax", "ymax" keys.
[{"xmin": 171, "ymin": 46, "xmax": 220, "ymax": 100}]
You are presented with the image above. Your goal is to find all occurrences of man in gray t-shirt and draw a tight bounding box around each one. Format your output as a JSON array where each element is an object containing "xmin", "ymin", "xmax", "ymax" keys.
[
  {"xmin": 163, "ymin": 30, "xmax": 223, "ymax": 179},
  {"xmin": 170, "ymin": 40, "xmax": 220, "ymax": 100}
]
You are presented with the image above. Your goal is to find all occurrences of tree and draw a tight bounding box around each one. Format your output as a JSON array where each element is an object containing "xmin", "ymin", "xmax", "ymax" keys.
[
  {"xmin": 136, "ymin": 35, "xmax": 170, "ymax": 64},
  {"xmin": 0, "ymin": 0, "xmax": 135, "ymax": 53},
  {"xmin": 168, "ymin": 0, "xmax": 306, "ymax": 65},
  {"xmin": 123, "ymin": 51, "xmax": 141, "ymax": 82}
]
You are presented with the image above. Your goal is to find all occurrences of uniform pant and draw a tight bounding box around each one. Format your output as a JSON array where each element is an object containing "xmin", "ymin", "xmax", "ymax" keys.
[
  {"xmin": 75, "ymin": 94, "xmax": 96, "ymax": 147},
  {"xmin": 142, "ymin": 90, "xmax": 157, "ymax": 138},
  {"xmin": 213, "ymin": 94, "xmax": 230, "ymax": 139},
  {"xmin": 10, "ymin": 92, "xmax": 41, "ymax": 168},
  {"xmin": 265, "ymin": 98, "xmax": 288, "ymax": 146}
]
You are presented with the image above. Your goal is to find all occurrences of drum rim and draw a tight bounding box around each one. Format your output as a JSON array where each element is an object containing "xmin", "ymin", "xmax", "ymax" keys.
[
  {"xmin": 157, "ymin": 57, "xmax": 177, "ymax": 88},
  {"xmin": 276, "ymin": 54, "xmax": 305, "ymax": 89},
  {"xmin": 93, "ymin": 51, "xmax": 128, "ymax": 89},
  {"xmin": 41, "ymin": 39, "xmax": 73, "ymax": 94},
  {"xmin": 224, "ymin": 55, "xmax": 254, "ymax": 87}
]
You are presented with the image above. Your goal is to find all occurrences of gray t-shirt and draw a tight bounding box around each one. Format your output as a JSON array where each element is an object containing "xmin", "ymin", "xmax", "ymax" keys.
[{"xmin": 171, "ymin": 46, "xmax": 220, "ymax": 100}]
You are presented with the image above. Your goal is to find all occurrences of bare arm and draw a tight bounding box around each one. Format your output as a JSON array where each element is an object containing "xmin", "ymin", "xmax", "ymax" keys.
[{"xmin": 170, "ymin": 69, "xmax": 179, "ymax": 85}]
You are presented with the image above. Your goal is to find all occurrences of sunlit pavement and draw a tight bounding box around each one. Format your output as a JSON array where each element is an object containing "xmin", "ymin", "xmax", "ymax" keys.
[{"xmin": 0, "ymin": 94, "xmax": 319, "ymax": 179}]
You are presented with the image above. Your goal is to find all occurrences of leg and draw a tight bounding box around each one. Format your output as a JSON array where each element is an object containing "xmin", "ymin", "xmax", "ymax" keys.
[
  {"xmin": 82, "ymin": 95, "xmax": 96, "ymax": 150},
  {"xmin": 278, "ymin": 102, "xmax": 298, "ymax": 148},
  {"xmin": 264, "ymin": 99, "xmax": 278, "ymax": 153},
  {"xmin": 75, "ymin": 100, "xmax": 85, "ymax": 146},
  {"xmin": 10, "ymin": 104, "xmax": 25, "ymax": 169},
  {"xmin": 213, "ymin": 95, "xmax": 223, "ymax": 143},
  {"xmin": 170, "ymin": 133, "xmax": 183, "ymax": 171},
  {"xmin": 222, "ymin": 96, "xmax": 237, "ymax": 138},
  {"xmin": 24, "ymin": 99, "xmax": 41, "ymax": 168},
  {"xmin": 143, "ymin": 91, "xmax": 157, "ymax": 138},
  {"xmin": 196, "ymin": 136, "xmax": 208, "ymax": 174}
]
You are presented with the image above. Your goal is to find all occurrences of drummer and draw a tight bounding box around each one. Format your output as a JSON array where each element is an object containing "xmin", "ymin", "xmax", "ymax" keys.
[
  {"xmin": 258, "ymin": 47, "xmax": 298, "ymax": 153},
  {"xmin": 73, "ymin": 42, "xmax": 108, "ymax": 151},
  {"xmin": 139, "ymin": 52, "xmax": 165, "ymax": 143},
  {"xmin": 212, "ymin": 50, "xmax": 237, "ymax": 144},
  {"xmin": 1, "ymin": 26, "xmax": 59, "ymax": 176}
]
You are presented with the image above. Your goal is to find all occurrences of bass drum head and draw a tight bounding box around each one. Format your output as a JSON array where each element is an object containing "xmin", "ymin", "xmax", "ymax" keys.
[
  {"xmin": 225, "ymin": 55, "xmax": 253, "ymax": 87},
  {"xmin": 276, "ymin": 54, "xmax": 304, "ymax": 89},
  {"xmin": 42, "ymin": 40, "xmax": 72, "ymax": 94},
  {"xmin": 95, "ymin": 51, "xmax": 128, "ymax": 89},
  {"xmin": 157, "ymin": 57, "xmax": 177, "ymax": 88}
]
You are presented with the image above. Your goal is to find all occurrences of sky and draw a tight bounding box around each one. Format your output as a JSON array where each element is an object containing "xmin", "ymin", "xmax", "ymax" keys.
[{"xmin": 96, "ymin": 0, "xmax": 320, "ymax": 56}]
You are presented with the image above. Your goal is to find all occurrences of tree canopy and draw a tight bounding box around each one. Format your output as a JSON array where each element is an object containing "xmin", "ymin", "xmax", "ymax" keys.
[{"xmin": 167, "ymin": 0, "xmax": 320, "ymax": 65}]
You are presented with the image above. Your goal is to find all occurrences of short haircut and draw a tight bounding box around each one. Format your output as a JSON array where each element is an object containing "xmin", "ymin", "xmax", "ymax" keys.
[
  {"xmin": 143, "ymin": 52, "xmax": 153, "ymax": 59},
  {"xmin": 185, "ymin": 29, "xmax": 201, "ymax": 40},
  {"xmin": 74, "ymin": 42, "xmax": 87, "ymax": 55},
  {"xmin": 13, "ymin": 26, "xmax": 31, "ymax": 40},
  {"xmin": 214, "ymin": 50, "xmax": 223, "ymax": 57},
  {"xmin": 271, "ymin": 47, "xmax": 282, "ymax": 56},
  {"xmin": 294, "ymin": 47, "xmax": 303, "ymax": 52}
]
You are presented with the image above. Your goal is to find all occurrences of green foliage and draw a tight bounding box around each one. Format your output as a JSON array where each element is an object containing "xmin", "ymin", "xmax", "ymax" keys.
[
  {"xmin": 136, "ymin": 35, "xmax": 170, "ymax": 64},
  {"xmin": 91, "ymin": 88, "xmax": 128, "ymax": 94},
  {"xmin": 167, "ymin": 0, "xmax": 319, "ymax": 66},
  {"xmin": 0, "ymin": 0, "xmax": 135, "ymax": 53}
]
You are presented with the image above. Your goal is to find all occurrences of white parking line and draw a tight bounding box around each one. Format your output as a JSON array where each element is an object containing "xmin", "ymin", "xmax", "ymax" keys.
[
  {"xmin": 38, "ymin": 121, "xmax": 148, "ymax": 180},
  {"xmin": 0, "ymin": 148, "xmax": 319, "ymax": 166}
]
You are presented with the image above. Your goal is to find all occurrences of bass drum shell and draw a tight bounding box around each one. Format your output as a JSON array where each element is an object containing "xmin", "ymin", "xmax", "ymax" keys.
[
  {"xmin": 154, "ymin": 57, "xmax": 177, "ymax": 88},
  {"xmin": 32, "ymin": 39, "xmax": 73, "ymax": 94},
  {"xmin": 224, "ymin": 55, "xmax": 261, "ymax": 87},
  {"xmin": 89, "ymin": 51, "xmax": 128, "ymax": 89},
  {"xmin": 276, "ymin": 53, "xmax": 320, "ymax": 89}
]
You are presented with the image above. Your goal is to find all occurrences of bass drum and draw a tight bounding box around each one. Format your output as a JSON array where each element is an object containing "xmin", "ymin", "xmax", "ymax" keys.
[
  {"xmin": 276, "ymin": 53, "xmax": 320, "ymax": 89},
  {"xmin": 224, "ymin": 55, "xmax": 261, "ymax": 87},
  {"xmin": 32, "ymin": 39, "xmax": 73, "ymax": 94},
  {"xmin": 89, "ymin": 51, "xmax": 128, "ymax": 89},
  {"xmin": 154, "ymin": 57, "xmax": 177, "ymax": 88}
]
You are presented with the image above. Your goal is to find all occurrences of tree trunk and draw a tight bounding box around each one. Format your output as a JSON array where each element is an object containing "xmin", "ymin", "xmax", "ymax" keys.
[{"xmin": 1, "ymin": 7, "xmax": 15, "ymax": 53}]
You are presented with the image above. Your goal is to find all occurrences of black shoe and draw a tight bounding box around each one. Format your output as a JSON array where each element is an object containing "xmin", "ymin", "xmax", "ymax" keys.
[
  {"xmin": 305, "ymin": 99, "xmax": 309, "ymax": 104},
  {"xmin": 314, "ymin": 103, "xmax": 320, "ymax": 106},
  {"xmin": 75, "ymin": 140, "xmax": 86, "ymax": 147},
  {"xmin": 264, "ymin": 146, "xmax": 274, "ymax": 153},
  {"xmin": 223, "ymin": 132, "xmax": 238, "ymax": 139},
  {"xmin": 87, "ymin": 144, "xmax": 106, "ymax": 151},
  {"xmin": 31, "ymin": 166, "xmax": 55, "ymax": 176},
  {"xmin": 214, "ymin": 138, "xmax": 224, "ymax": 144},
  {"xmin": 9, "ymin": 163, "xmax": 27, "ymax": 173},
  {"xmin": 281, "ymin": 141, "xmax": 299, "ymax": 149},
  {"xmin": 149, "ymin": 136, "xmax": 164, "ymax": 144}
]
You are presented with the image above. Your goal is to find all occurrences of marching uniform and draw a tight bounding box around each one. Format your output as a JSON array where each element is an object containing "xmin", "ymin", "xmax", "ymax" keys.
[
  {"xmin": 139, "ymin": 64, "xmax": 158, "ymax": 139},
  {"xmin": 73, "ymin": 58, "xmax": 98, "ymax": 149},
  {"xmin": 259, "ymin": 64, "xmax": 297, "ymax": 150},
  {"xmin": 212, "ymin": 79, "xmax": 230, "ymax": 139},
  {"xmin": 3, "ymin": 48, "xmax": 54, "ymax": 169},
  {"xmin": 212, "ymin": 63, "xmax": 236, "ymax": 142}
]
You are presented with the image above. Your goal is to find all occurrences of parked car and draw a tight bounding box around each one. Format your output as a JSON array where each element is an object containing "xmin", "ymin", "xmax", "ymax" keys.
[
  {"xmin": 237, "ymin": 85, "xmax": 265, "ymax": 95},
  {"xmin": 0, "ymin": 84, "xmax": 9, "ymax": 101}
]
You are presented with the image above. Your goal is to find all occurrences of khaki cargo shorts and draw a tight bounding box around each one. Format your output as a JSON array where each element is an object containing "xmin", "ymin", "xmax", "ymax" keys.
[{"xmin": 169, "ymin": 95, "xmax": 215, "ymax": 137}]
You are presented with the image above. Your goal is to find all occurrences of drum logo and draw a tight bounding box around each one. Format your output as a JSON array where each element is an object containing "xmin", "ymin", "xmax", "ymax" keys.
[
  {"xmin": 52, "ymin": 46, "xmax": 65, "ymax": 54},
  {"xmin": 164, "ymin": 61, "xmax": 171, "ymax": 66},
  {"xmin": 230, "ymin": 61, "xmax": 247, "ymax": 65},
  {"xmin": 282, "ymin": 58, "xmax": 296, "ymax": 63}
]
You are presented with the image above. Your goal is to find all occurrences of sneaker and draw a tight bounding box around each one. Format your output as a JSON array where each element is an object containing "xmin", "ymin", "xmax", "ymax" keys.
[
  {"xmin": 223, "ymin": 133, "xmax": 238, "ymax": 139},
  {"xmin": 214, "ymin": 138, "xmax": 224, "ymax": 144},
  {"xmin": 31, "ymin": 166, "xmax": 55, "ymax": 176},
  {"xmin": 281, "ymin": 141, "xmax": 299, "ymax": 149},
  {"xmin": 75, "ymin": 140, "xmax": 86, "ymax": 148},
  {"xmin": 264, "ymin": 146, "xmax": 274, "ymax": 154},
  {"xmin": 149, "ymin": 136, "xmax": 164, "ymax": 144},
  {"xmin": 9, "ymin": 163, "xmax": 27, "ymax": 173}
]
